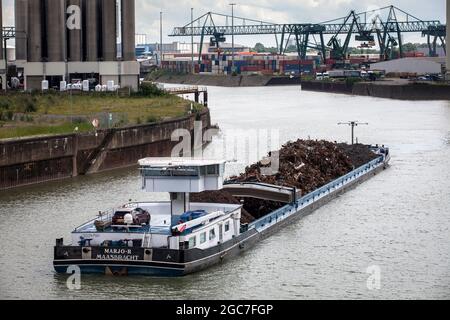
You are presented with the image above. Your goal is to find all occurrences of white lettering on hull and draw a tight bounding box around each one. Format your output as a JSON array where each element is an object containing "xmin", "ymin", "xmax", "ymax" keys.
[
  {"xmin": 96, "ymin": 249, "xmax": 139, "ymax": 261},
  {"xmin": 96, "ymin": 254, "xmax": 140, "ymax": 261}
]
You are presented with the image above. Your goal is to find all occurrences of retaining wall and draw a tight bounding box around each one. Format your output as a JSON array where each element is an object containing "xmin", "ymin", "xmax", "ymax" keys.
[
  {"xmin": 301, "ymin": 80, "xmax": 450, "ymax": 100},
  {"xmin": 0, "ymin": 109, "xmax": 211, "ymax": 190},
  {"xmin": 150, "ymin": 74, "xmax": 301, "ymax": 87}
]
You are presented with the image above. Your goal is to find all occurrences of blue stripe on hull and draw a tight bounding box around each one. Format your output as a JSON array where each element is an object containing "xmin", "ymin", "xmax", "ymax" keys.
[{"xmin": 54, "ymin": 265, "xmax": 185, "ymax": 277}]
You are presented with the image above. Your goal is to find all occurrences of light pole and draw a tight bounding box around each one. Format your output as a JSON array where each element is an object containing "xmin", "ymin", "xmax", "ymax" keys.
[
  {"xmin": 338, "ymin": 121, "xmax": 369, "ymax": 145},
  {"xmin": 160, "ymin": 11, "xmax": 163, "ymax": 68},
  {"xmin": 3, "ymin": 36, "xmax": 9, "ymax": 92},
  {"xmin": 191, "ymin": 8, "xmax": 194, "ymax": 74},
  {"xmin": 446, "ymin": 0, "xmax": 450, "ymax": 80},
  {"xmin": 230, "ymin": 3, "xmax": 236, "ymax": 75}
]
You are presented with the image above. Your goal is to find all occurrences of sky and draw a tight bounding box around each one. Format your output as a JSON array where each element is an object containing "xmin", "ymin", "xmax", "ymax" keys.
[{"xmin": 2, "ymin": 0, "xmax": 447, "ymax": 46}]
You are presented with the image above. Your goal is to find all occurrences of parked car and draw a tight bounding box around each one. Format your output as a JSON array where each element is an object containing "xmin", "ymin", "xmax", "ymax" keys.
[
  {"xmin": 112, "ymin": 208, "xmax": 151, "ymax": 226},
  {"xmin": 417, "ymin": 74, "xmax": 442, "ymax": 82}
]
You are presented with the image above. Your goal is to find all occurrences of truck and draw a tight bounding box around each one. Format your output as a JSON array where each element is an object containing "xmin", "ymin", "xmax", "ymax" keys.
[{"xmin": 328, "ymin": 70, "xmax": 362, "ymax": 78}]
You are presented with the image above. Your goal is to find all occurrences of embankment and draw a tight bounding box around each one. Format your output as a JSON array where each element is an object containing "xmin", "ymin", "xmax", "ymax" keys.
[
  {"xmin": 301, "ymin": 80, "xmax": 450, "ymax": 100},
  {"xmin": 150, "ymin": 74, "xmax": 301, "ymax": 87},
  {"xmin": 0, "ymin": 109, "xmax": 211, "ymax": 190}
]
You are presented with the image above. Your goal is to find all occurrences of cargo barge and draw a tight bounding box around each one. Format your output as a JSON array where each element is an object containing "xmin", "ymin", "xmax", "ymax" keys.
[{"xmin": 54, "ymin": 146, "xmax": 390, "ymax": 277}]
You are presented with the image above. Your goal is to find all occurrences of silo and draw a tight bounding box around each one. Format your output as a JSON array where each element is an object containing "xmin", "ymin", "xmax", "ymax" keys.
[
  {"xmin": 84, "ymin": 0, "xmax": 99, "ymax": 61},
  {"xmin": 67, "ymin": 0, "xmax": 82, "ymax": 61},
  {"xmin": 28, "ymin": 0, "xmax": 43, "ymax": 62},
  {"xmin": 101, "ymin": 0, "xmax": 117, "ymax": 61},
  {"xmin": 121, "ymin": 0, "xmax": 135, "ymax": 61},
  {"xmin": 0, "ymin": 2, "xmax": 3, "ymax": 60},
  {"xmin": 15, "ymin": 0, "xmax": 28, "ymax": 61},
  {"xmin": 446, "ymin": 0, "xmax": 450, "ymax": 79},
  {"xmin": 45, "ymin": 0, "xmax": 65, "ymax": 61}
]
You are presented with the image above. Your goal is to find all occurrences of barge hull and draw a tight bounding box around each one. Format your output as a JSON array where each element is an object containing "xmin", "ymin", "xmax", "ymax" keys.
[{"xmin": 54, "ymin": 229, "xmax": 261, "ymax": 276}]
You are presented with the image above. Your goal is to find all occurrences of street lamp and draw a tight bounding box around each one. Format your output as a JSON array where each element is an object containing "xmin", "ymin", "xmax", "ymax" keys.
[
  {"xmin": 160, "ymin": 11, "xmax": 163, "ymax": 68},
  {"xmin": 191, "ymin": 8, "xmax": 194, "ymax": 74},
  {"xmin": 3, "ymin": 36, "xmax": 9, "ymax": 92},
  {"xmin": 338, "ymin": 121, "xmax": 369, "ymax": 145},
  {"xmin": 229, "ymin": 3, "xmax": 236, "ymax": 75}
]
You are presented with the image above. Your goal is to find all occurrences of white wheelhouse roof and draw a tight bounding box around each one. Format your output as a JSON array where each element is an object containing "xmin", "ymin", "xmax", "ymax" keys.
[{"xmin": 139, "ymin": 158, "xmax": 227, "ymax": 168}]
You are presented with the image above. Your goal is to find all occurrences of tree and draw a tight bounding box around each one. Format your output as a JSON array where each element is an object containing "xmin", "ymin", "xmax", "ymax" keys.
[
  {"xmin": 402, "ymin": 43, "xmax": 417, "ymax": 52},
  {"xmin": 285, "ymin": 45, "xmax": 298, "ymax": 53},
  {"xmin": 254, "ymin": 43, "xmax": 266, "ymax": 53}
]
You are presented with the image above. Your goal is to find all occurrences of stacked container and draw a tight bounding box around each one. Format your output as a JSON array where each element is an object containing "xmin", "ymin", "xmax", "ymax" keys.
[{"xmin": 162, "ymin": 53, "xmax": 322, "ymax": 75}]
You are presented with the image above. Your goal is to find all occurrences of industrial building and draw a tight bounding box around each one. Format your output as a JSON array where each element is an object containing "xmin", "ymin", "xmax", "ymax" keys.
[
  {"xmin": 447, "ymin": 0, "xmax": 450, "ymax": 80},
  {"xmin": 0, "ymin": 3, "xmax": 5, "ymax": 90},
  {"xmin": 14, "ymin": 0, "xmax": 139, "ymax": 91},
  {"xmin": 370, "ymin": 57, "xmax": 446, "ymax": 75}
]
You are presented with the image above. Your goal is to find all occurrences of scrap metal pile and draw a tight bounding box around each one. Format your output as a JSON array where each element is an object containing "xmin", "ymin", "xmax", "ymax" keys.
[{"xmin": 191, "ymin": 140, "xmax": 379, "ymax": 223}]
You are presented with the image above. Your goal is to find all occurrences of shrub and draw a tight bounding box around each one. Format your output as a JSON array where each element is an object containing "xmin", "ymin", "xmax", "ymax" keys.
[
  {"xmin": 146, "ymin": 115, "xmax": 159, "ymax": 123},
  {"xmin": 72, "ymin": 117, "xmax": 88, "ymax": 124},
  {"xmin": 140, "ymin": 82, "xmax": 165, "ymax": 97},
  {"xmin": 45, "ymin": 94, "xmax": 56, "ymax": 106},
  {"xmin": 17, "ymin": 97, "xmax": 38, "ymax": 113},
  {"xmin": 25, "ymin": 99, "xmax": 38, "ymax": 113},
  {"xmin": 0, "ymin": 100, "xmax": 10, "ymax": 110},
  {"xmin": 345, "ymin": 77, "xmax": 362, "ymax": 87},
  {"xmin": 5, "ymin": 110, "xmax": 14, "ymax": 121}
]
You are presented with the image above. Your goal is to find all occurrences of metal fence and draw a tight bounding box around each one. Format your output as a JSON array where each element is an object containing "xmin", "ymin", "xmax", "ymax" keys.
[{"xmin": 249, "ymin": 156, "xmax": 385, "ymax": 231}]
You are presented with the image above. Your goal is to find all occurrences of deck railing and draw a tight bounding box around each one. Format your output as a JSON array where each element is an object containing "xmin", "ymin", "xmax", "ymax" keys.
[
  {"xmin": 164, "ymin": 86, "xmax": 208, "ymax": 93},
  {"xmin": 249, "ymin": 155, "xmax": 386, "ymax": 231}
]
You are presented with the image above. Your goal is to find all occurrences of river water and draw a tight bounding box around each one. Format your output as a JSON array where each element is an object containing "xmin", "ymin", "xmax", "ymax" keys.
[{"xmin": 1, "ymin": 86, "xmax": 449, "ymax": 300}]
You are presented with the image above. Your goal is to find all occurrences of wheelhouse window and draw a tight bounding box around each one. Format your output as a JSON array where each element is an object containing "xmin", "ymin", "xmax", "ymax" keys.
[
  {"xmin": 209, "ymin": 228, "xmax": 216, "ymax": 241},
  {"xmin": 141, "ymin": 166, "xmax": 200, "ymax": 178},
  {"xmin": 206, "ymin": 165, "xmax": 219, "ymax": 176},
  {"xmin": 225, "ymin": 221, "xmax": 230, "ymax": 233},
  {"xmin": 200, "ymin": 232, "xmax": 207, "ymax": 244},
  {"xmin": 189, "ymin": 236, "xmax": 197, "ymax": 248}
]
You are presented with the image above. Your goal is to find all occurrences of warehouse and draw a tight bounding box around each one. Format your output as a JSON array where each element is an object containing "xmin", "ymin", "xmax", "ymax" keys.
[
  {"xmin": 370, "ymin": 57, "xmax": 445, "ymax": 75},
  {"xmin": 14, "ymin": 0, "xmax": 139, "ymax": 91}
]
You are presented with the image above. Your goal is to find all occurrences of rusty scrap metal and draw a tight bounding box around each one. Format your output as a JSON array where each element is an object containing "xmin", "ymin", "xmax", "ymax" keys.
[{"xmin": 191, "ymin": 140, "xmax": 379, "ymax": 222}]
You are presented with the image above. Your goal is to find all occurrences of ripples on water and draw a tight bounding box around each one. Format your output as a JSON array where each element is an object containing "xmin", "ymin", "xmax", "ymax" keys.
[{"xmin": 1, "ymin": 87, "xmax": 449, "ymax": 299}]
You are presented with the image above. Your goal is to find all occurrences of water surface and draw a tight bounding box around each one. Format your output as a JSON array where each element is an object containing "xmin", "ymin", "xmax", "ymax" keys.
[{"xmin": 1, "ymin": 86, "xmax": 449, "ymax": 299}]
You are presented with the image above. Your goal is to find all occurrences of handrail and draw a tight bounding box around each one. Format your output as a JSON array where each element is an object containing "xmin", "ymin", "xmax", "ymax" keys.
[
  {"xmin": 73, "ymin": 202, "xmax": 145, "ymax": 232},
  {"xmin": 165, "ymin": 86, "xmax": 208, "ymax": 93},
  {"xmin": 73, "ymin": 201, "xmax": 240, "ymax": 233},
  {"xmin": 224, "ymin": 181, "xmax": 294, "ymax": 191}
]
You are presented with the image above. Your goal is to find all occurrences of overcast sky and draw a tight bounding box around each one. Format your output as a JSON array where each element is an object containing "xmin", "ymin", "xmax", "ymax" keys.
[{"xmin": 2, "ymin": 0, "xmax": 447, "ymax": 46}]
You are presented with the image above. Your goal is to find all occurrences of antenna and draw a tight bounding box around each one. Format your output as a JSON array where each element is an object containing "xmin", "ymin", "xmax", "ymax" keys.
[{"xmin": 338, "ymin": 121, "xmax": 369, "ymax": 145}]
